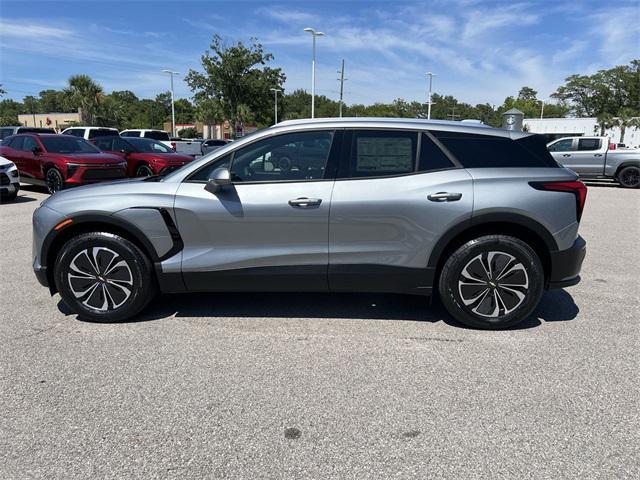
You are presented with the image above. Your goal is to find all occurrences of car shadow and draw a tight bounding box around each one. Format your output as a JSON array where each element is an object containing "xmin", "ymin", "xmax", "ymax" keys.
[
  {"xmin": 0, "ymin": 194, "xmax": 38, "ymax": 205},
  {"xmin": 58, "ymin": 288, "xmax": 579, "ymax": 330}
]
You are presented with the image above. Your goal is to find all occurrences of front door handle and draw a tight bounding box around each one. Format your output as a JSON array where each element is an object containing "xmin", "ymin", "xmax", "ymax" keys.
[
  {"xmin": 428, "ymin": 192, "xmax": 462, "ymax": 202},
  {"xmin": 288, "ymin": 197, "xmax": 322, "ymax": 208},
  {"xmin": 562, "ymin": 154, "xmax": 572, "ymax": 157},
  {"xmin": 594, "ymin": 153, "xmax": 603, "ymax": 157}
]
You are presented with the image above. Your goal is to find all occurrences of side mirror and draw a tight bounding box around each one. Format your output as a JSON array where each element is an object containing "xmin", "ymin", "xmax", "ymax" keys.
[
  {"xmin": 204, "ymin": 167, "xmax": 231, "ymax": 194},
  {"xmin": 32, "ymin": 146, "xmax": 42, "ymax": 155}
]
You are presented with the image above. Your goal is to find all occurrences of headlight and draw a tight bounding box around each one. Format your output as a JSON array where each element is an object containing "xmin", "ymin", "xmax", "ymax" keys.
[{"xmin": 10, "ymin": 170, "xmax": 19, "ymax": 177}]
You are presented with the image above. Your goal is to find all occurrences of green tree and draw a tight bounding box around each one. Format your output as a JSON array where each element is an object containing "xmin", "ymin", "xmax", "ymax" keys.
[
  {"xmin": 0, "ymin": 99, "xmax": 24, "ymax": 126},
  {"xmin": 185, "ymin": 34, "xmax": 286, "ymax": 136},
  {"xmin": 38, "ymin": 89, "xmax": 67, "ymax": 113},
  {"xmin": 63, "ymin": 74, "xmax": 104, "ymax": 124}
]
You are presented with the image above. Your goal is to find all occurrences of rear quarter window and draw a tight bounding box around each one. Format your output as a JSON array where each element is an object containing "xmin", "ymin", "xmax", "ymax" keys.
[{"xmin": 430, "ymin": 131, "xmax": 558, "ymax": 168}]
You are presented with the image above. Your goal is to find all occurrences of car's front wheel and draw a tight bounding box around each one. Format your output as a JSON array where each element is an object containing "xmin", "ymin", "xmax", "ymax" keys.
[
  {"xmin": 54, "ymin": 232, "xmax": 156, "ymax": 322},
  {"xmin": 617, "ymin": 165, "xmax": 640, "ymax": 188},
  {"xmin": 45, "ymin": 168, "xmax": 65, "ymax": 194},
  {"xmin": 135, "ymin": 164, "xmax": 154, "ymax": 177},
  {"xmin": 438, "ymin": 235, "xmax": 544, "ymax": 329}
]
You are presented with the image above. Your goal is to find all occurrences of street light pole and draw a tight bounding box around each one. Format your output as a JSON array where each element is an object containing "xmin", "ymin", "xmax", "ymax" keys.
[
  {"xmin": 270, "ymin": 88, "xmax": 281, "ymax": 124},
  {"xmin": 426, "ymin": 72, "xmax": 436, "ymax": 120},
  {"xmin": 162, "ymin": 69, "xmax": 180, "ymax": 137},
  {"xmin": 304, "ymin": 28, "xmax": 325, "ymax": 118},
  {"xmin": 337, "ymin": 59, "xmax": 346, "ymax": 118},
  {"xmin": 540, "ymin": 99, "xmax": 545, "ymax": 119}
]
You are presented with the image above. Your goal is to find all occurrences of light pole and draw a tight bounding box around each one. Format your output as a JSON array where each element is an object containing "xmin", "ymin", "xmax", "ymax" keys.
[
  {"xmin": 304, "ymin": 27, "xmax": 325, "ymax": 118},
  {"xmin": 426, "ymin": 72, "xmax": 436, "ymax": 120},
  {"xmin": 270, "ymin": 88, "xmax": 281, "ymax": 124},
  {"xmin": 162, "ymin": 69, "xmax": 180, "ymax": 137},
  {"xmin": 540, "ymin": 99, "xmax": 546, "ymax": 119}
]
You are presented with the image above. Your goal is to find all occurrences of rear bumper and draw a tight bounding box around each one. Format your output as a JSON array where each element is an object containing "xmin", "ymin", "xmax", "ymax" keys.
[{"xmin": 548, "ymin": 235, "xmax": 586, "ymax": 289}]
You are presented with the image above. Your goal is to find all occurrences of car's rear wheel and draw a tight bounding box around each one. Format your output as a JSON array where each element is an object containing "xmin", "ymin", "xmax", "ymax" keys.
[
  {"xmin": 135, "ymin": 164, "xmax": 153, "ymax": 177},
  {"xmin": 45, "ymin": 168, "xmax": 65, "ymax": 194},
  {"xmin": 617, "ymin": 166, "xmax": 640, "ymax": 188},
  {"xmin": 54, "ymin": 232, "xmax": 156, "ymax": 322},
  {"xmin": 438, "ymin": 235, "xmax": 544, "ymax": 329}
]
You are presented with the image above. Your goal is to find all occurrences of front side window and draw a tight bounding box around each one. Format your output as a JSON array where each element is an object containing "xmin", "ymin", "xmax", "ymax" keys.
[
  {"xmin": 21, "ymin": 136, "xmax": 39, "ymax": 152},
  {"xmin": 548, "ymin": 138, "xmax": 574, "ymax": 152},
  {"xmin": 8, "ymin": 136, "xmax": 25, "ymax": 150},
  {"xmin": 93, "ymin": 138, "xmax": 114, "ymax": 151},
  {"xmin": 346, "ymin": 130, "xmax": 417, "ymax": 178},
  {"xmin": 577, "ymin": 138, "xmax": 601, "ymax": 151},
  {"xmin": 230, "ymin": 130, "xmax": 334, "ymax": 182},
  {"xmin": 188, "ymin": 154, "xmax": 232, "ymax": 181},
  {"xmin": 40, "ymin": 136, "xmax": 100, "ymax": 154}
]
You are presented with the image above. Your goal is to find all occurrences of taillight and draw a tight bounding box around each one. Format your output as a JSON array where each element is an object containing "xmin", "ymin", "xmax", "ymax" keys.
[
  {"xmin": 530, "ymin": 181, "xmax": 588, "ymax": 221},
  {"xmin": 171, "ymin": 142, "xmax": 176, "ymax": 151},
  {"xmin": 609, "ymin": 143, "xmax": 616, "ymax": 150}
]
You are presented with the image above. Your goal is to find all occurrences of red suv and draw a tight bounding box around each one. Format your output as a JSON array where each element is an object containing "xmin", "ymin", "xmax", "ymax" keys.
[
  {"xmin": 92, "ymin": 136, "xmax": 194, "ymax": 177},
  {"xmin": 0, "ymin": 134, "xmax": 127, "ymax": 194}
]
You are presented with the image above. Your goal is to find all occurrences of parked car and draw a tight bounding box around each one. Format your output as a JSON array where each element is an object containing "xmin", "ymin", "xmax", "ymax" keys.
[
  {"xmin": 201, "ymin": 139, "xmax": 232, "ymax": 156},
  {"xmin": 547, "ymin": 136, "xmax": 640, "ymax": 188},
  {"xmin": 0, "ymin": 126, "xmax": 56, "ymax": 140},
  {"xmin": 92, "ymin": 136, "xmax": 194, "ymax": 177},
  {"xmin": 120, "ymin": 129, "xmax": 172, "ymax": 148},
  {"xmin": 170, "ymin": 138, "xmax": 205, "ymax": 157},
  {"xmin": 0, "ymin": 134, "xmax": 126, "ymax": 194},
  {"xmin": 61, "ymin": 126, "xmax": 119, "ymax": 140},
  {"xmin": 32, "ymin": 118, "xmax": 587, "ymax": 329},
  {"xmin": 0, "ymin": 155, "xmax": 20, "ymax": 201}
]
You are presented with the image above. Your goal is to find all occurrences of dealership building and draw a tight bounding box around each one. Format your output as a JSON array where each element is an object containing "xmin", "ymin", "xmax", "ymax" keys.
[
  {"xmin": 523, "ymin": 117, "xmax": 640, "ymax": 148},
  {"xmin": 17, "ymin": 111, "xmax": 81, "ymax": 130}
]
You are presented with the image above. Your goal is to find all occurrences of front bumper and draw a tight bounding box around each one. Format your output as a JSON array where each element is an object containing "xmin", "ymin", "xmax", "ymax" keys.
[
  {"xmin": 548, "ymin": 235, "xmax": 586, "ymax": 289},
  {"xmin": 34, "ymin": 260, "xmax": 49, "ymax": 287}
]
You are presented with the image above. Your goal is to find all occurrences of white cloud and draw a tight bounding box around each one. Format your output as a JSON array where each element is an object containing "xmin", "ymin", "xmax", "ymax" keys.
[
  {"xmin": 461, "ymin": 4, "xmax": 539, "ymax": 41},
  {"xmin": 590, "ymin": 7, "xmax": 640, "ymax": 65},
  {"xmin": 0, "ymin": 20, "xmax": 73, "ymax": 39},
  {"xmin": 256, "ymin": 7, "xmax": 316, "ymax": 23}
]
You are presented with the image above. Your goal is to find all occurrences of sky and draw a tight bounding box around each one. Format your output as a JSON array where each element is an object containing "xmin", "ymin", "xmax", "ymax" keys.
[{"xmin": 0, "ymin": 0, "xmax": 638, "ymax": 108}]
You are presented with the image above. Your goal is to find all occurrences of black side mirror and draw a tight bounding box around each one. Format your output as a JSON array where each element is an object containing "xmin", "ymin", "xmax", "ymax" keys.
[
  {"xmin": 205, "ymin": 167, "xmax": 231, "ymax": 194},
  {"xmin": 32, "ymin": 146, "xmax": 42, "ymax": 155}
]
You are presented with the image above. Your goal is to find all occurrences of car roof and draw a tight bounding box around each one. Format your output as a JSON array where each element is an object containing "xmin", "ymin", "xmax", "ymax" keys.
[
  {"xmin": 271, "ymin": 117, "xmax": 529, "ymax": 139},
  {"xmin": 63, "ymin": 126, "xmax": 118, "ymax": 129}
]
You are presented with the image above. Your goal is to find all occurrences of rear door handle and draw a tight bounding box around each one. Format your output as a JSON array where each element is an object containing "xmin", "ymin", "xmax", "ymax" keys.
[
  {"xmin": 594, "ymin": 154, "xmax": 603, "ymax": 157},
  {"xmin": 562, "ymin": 154, "xmax": 572, "ymax": 157},
  {"xmin": 288, "ymin": 197, "xmax": 322, "ymax": 208},
  {"xmin": 428, "ymin": 192, "xmax": 462, "ymax": 202}
]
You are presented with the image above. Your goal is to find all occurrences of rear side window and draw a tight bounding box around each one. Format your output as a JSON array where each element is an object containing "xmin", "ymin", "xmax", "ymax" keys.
[
  {"xmin": 577, "ymin": 138, "xmax": 601, "ymax": 151},
  {"xmin": 144, "ymin": 131, "xmax": 170, "ymax": 141},
  {"xmin": 64, "ymin": 129, "xmax": 82, "ymax": 137},
  {"xmin": 88, "ymin": 129, "xmax": 117, "ymax": 139},
  {"xmin": 419, "ymin": 133, "xmax": 454, "ymax": 172},
  {"xmin": 347, "ymin": 130, "xmax": 417, "ymax": 177},
  {"xmin": 93, "ymin": 138, "xmax": 114, "ymax": 150},
  {"xmin": 121, "ymin": 131, "xmax": 140, "ymax": 137},
  {"xmin": 548, "ymin": 138, "xmax": 573, "ymax": 152},
  {"xmin": 8, "ymin": 136, "xmax": 24, "ymax": 150},
  {"xmin": 0, "ymin": 128, "xmax": 14, "ymax": 139},
  {"xmin": 431, "ymin": 131, "xmax": 558, "ymax": 168}
]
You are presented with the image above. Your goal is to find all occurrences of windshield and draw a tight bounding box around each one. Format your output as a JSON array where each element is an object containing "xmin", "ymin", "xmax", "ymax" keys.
[
  {"xmin": 41, "ymin": 136, "xmax": 100, "ymax": 154},
  {"xmin": 127, "ymin": 137, "xmax": 173, "ymax": 153},
  {"xmin": 144, "ymin": 131, "xmax": 170, "ymax": 141}
]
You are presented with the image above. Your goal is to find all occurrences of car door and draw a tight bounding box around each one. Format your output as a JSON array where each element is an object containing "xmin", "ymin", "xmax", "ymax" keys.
[
  {"xmin": 3, "ymin": 136, "xmax": 26, "ymax": 174},
  {"xmin": 174, "ymin": 129, "xmax": 340, "ymax": 292},
  {"xmin": 571, "ymin": 138, "xmax": 605, "ymax": 175},
  {"xmin": 328, "ymin": 129, "xmax": 474, "ymax": 294},
  {"xmin": 548, "ymin": 138, "xmax": 577, "ymax": 171},
  {"xmin": 20, "ymin": 136, "xmax": 42, "ymax": 179}
]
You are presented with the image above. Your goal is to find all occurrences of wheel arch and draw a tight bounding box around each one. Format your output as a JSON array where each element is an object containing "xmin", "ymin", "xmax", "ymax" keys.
[
  {"xmin": 428, "ymin": 213, "xmax": 557, "ymax": 289},
  {"xmin": 614, "ymin": 161, "xmax": 640, "ymax": 177}
]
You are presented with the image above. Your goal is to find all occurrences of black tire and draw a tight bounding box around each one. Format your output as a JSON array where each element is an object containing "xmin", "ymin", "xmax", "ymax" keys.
[
  {"xmin": 135, "ymin": 164, "xmax": 153, "ymax": 177},
  {"xmin": 617, "ymin": 166, "xmax": 640, "ymax": 188},
  {"xmin": 438, "ymin": 235, "xmax": 544, "ymax": 329},
  {"xmin": 54, "ymin": 232, "xmax": 157, "ymax": 322},
  {"xmin": 45, "ymin": 167, "xmax": 65, "ymax": 194},
  {"xmin": 1, "ymin": 189, "xmax": 18, "ymax": 202}
]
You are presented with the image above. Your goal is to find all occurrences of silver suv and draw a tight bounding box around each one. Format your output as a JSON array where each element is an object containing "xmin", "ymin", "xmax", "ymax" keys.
[{"xmin": 32, "ymin": 118, "xmax": 587, "ymax": 329}]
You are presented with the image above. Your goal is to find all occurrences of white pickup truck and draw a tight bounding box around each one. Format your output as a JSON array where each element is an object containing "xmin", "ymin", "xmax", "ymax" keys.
[
  {"xmin": 169, "ymin": 138, "xmax": 204, "ymax": 158},
  {"xmin": 547, "ymin": 136, "xmax": 640, "ymax": 188}
]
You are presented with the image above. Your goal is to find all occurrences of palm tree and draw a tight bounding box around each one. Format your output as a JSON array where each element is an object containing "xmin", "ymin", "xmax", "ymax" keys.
[
  {"xmin": 616, "ymin": 109, "xmax": 640, "ymax": 144},
  {"xmin": 63, "ymin": 75, "xmax": 104, "ymax": 124}
]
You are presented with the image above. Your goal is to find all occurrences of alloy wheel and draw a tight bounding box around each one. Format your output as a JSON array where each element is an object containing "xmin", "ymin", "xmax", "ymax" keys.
[
  {"xmin": 67, "ymin": 247, "xmax": 133, "ymax": 312},
  {"xmin": 136, "ymin": 165, "xmax": 153, "ymax": 177},
  {"xmin": 457, "ymin": 251, "xmax": 529, "ymax": 318},
  {"xmin": 620, "ymin": 167, "xmax": 640, "ymax": 188},
  {"xmin": 46, "ymin": 169, "xmax": 63, "ymax": 194}
]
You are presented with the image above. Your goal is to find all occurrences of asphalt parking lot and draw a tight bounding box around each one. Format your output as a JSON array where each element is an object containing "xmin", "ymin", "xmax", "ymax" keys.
[{"xmin": 1, "ymin": 184, "xmax": 638, "ymax": 479}]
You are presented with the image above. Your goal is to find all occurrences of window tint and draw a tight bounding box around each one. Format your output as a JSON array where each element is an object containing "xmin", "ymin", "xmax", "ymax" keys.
[
  {"xmin": 121, "ymin": 131, "xmax": 140, "ymax": 137},
  {"xmin": 231, "ymin": 131, "xmax": 334, "ymax": 182},
  {"xmin": 21, "ymin": 136, "xmax": 39, "ymax": 152},
  {"xmin": 113, "ymin": 138, "xmax": 130, "ymax": 151},
  {"xmin": 419, "ymin": 133, "xmax": 454, "ymax": 171},
  {"xmin": 144, "ymin": 131, "xmax": 170, "ymax": 141},
  {"xmin": 431, "ymin": 131, "xmax": 558, "ymax": 168},
  {"xmin": 347, "ymin": 130, "xmax": 417, "ymax": 177},
  {"xmin": 577, "ymin": 138, "xmax": 601, "ymax": 151},
  {"xmin": 205, "ymin": 140, "xmax": 227, "ymax": 147},
  {"xmin": 88, "ymin": 129, "xmax": 117, "ymax": 139},
  {"xmin": 548, "ymin": 138, "xmax": 573, "ymax": 152},
  {"xmin": 17, "ymin": 127, "xmax": 55, "ymax": 134},
  {"xmin": 40, "ymin": 136, "xmax": 100, "ymax": 153},
  {"xmin": 189, "ymin": 154, "xmax": 232, "ymax": 181},
  {"xmin": 93, "ymin": 137, "xmax": 114, "ymax": 151},
  {"xmin": 127, "ymin": 138, "xmax": 172, "ymax": 153},
  {"xmin": 9, "ymin": 136, "xmax": 24, "ymax": 150}
]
